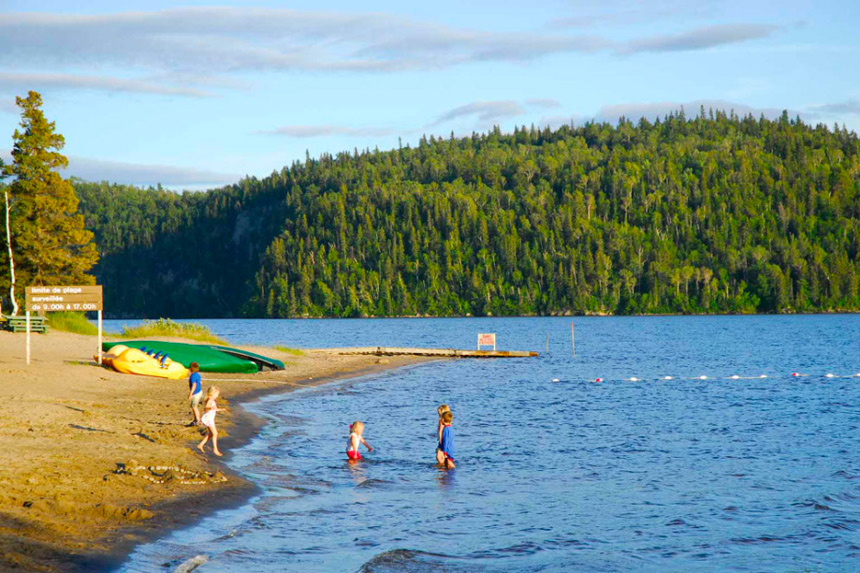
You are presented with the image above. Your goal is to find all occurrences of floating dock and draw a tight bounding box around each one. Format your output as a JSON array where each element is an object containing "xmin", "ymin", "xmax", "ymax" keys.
[{"xmin": 325, "ymin": 347, "xmax": 539, "ymax": 358}]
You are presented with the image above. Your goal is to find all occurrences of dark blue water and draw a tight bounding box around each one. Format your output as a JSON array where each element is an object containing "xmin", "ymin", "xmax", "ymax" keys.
[{"xmin": 116, "ymin": 316, "xmax": 860, "ymax": 572}]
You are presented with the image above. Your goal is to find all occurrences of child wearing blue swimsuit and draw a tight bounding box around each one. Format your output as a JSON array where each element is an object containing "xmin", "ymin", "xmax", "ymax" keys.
[{"xmin": 438, "ymin": 410, "xmax": 455, "ymax": 468}]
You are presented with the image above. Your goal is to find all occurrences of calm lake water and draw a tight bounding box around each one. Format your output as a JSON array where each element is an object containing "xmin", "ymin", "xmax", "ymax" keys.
[{"xmin": 114, "ymin": 316, "xmax": 860, "ymax": 572}]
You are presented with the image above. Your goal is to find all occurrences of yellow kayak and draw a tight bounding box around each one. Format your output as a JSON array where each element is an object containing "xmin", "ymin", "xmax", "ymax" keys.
[
  {"xmin": 100, "ymin": 344, "xmax": 129, "ymax": 369},
  {"xmin": 106, "ymin": 346, "xmax": 189, "ymax": 380}
]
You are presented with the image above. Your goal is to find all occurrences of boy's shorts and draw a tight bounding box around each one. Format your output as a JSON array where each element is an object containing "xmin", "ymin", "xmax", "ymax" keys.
[{"xmin": 190, "ymin": 392, "xmax": 203, "ymax": 408}]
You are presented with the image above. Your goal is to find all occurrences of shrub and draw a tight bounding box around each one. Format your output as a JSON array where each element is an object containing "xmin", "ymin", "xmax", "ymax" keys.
[{"xmin": 120, "ymin": 318, "xmax": 226, "ymax": 344}]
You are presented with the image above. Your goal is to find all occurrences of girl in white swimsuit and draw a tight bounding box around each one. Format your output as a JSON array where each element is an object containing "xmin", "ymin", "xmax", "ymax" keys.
[{"xmin": 197, "ymin": 386, "xmax": 225, "ymax": 457}]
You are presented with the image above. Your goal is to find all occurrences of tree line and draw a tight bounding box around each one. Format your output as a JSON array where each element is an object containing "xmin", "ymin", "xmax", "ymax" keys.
[{"xmin": 73, "ymin": 109, "xmax": 860, "ymax": 318}]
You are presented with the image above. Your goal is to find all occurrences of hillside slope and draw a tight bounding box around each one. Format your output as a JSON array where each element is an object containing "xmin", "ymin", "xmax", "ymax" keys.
[{"xmin": 77, "ymin": 111, "xmax": 860, "ymax": 318}]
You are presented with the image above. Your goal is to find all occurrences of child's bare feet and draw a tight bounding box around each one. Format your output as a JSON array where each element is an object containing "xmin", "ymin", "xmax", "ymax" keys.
[
  {"xmin": 213, "ymin": 450, "xmax": 223, "ymax": 457},
  {"xmin": 197, "ymin": 444, "xmax": 205, "ymax": 453}
]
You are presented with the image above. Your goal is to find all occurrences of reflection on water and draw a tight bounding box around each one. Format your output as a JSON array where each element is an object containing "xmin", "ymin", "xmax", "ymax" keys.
[{"xmin": 118, "ymin": 316, "xmax": 860, "ymax": 572}]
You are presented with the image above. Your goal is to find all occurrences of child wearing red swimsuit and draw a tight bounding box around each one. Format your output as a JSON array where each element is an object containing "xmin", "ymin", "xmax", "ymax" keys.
[{"xmin": 346, "ymin": 421, "xmax": 373, "ymax": 462}]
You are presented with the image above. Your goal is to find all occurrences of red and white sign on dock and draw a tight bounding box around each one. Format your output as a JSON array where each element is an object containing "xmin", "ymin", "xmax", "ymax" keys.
[{"xmin": 477, "ymin": 333, "xmax": 496, "ymax": 350}]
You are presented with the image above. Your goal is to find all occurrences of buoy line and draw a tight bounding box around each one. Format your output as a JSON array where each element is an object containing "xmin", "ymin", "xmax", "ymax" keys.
[{"xmin": 557, "ymin": 372, "xmax": 860, "ymax": 383}]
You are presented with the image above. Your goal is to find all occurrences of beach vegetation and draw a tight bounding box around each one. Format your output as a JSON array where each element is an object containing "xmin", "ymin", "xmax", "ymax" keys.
[
  {"xmin": 121, "ymin": 318, "xmax": 226, "ymax": 344},
  {"xmin": 274, "ymin": 345, "xmax": 305, "ymax": 356},
  {"xmin": 48, "ymin": 311, "xmax": 98, "ymax": 335}
]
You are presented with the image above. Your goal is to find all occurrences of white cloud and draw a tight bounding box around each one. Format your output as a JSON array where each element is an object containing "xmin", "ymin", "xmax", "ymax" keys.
[
  {"xmin": 619, "ymin": 23, "xmax": 777, "ymax": 54},
  {"xmin": 809, "ymin": 99, "xmax": 860, "ymax": 115},
  {"xmin": 526, "ymin": 98, "xmax": 561, "ymax": 109},
  {"xmin": 430, "ymin": 101, "xmax": 526, "ymax": 128},
  {"xmin": 1, "ymin": 147, "xmax": 235, "ymax": 187},
  {"xmin": 264, "ymin": 99, "xmax": 561, "ymax": 139},
  {"xmin": 0, "ymin": 7, "xmax": 781, "ymax": 101},
  {"xmin": 0, "ymin": 72, "xmax": 210, "ymax": 97},
  {"xmin": 0, "ymin": 8, "xmax": 607, "ymax": 78},
  {"xmin": 64, "ymin": 156, "xmax": 239, "ymax": 188}
]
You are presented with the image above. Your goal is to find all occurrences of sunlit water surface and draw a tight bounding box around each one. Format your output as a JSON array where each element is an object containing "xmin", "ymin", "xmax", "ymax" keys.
[{"xmin": 112, "ymin": 316, "xmax": 860, "ymax": 572}]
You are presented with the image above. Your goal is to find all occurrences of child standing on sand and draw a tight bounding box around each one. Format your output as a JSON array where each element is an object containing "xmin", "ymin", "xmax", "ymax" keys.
[
  {"xmin": 346, "ymin": 421, "xmax": 373, "ymax": 462},
  {"xmin": 435, "ymin": 404, "xmax": 451, "ymax": 465},
  {"xmin": 197, "ymin": 386, "xmax": 226, "ymax": 457},
  {"xmin": 187, "ymin": 362, "xmax": 203, "ymax": 426},
  {"xmin": 438, "ymin": 410, "xmax": 455, "ymax": 469}
]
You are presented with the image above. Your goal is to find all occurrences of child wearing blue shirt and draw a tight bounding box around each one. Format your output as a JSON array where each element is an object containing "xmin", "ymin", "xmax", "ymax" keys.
[
  {"xmin": 187, "ymin": 362, "xmax": 203, "ymax": 426},
  {"xmin": 438, "ymin": 410, "xmax": 455, "ymax": 469}
]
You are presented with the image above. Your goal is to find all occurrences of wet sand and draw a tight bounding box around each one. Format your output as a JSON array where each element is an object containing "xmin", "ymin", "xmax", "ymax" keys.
[{"xmin": 0, "ymin": 331, "xmax": 429, "ymax": 571}]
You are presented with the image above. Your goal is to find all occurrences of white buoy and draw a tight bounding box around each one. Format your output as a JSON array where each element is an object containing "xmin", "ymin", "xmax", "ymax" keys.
[
  {"xmin": 729, "ymin": 375, "xmax": 740, "ymax": 379},
  {"xmin": 663, "ymin": 376, "xmax": 673, "ymax": 380},
  {"xmin": 825, "ymin": 373, "xmax": 836, "ymax": 378},
  {"xmin": 759, "ymin": 374, "xmax": 767, "ymax": 378},
  {"xmin": 551, "ymin": 378, "xmax": 560, "ymax": 383},
  {"xmin": 628, "ymin": 377, "xmax": 640, "ymax": 382},
  {"xmin": 594, "ymin": 377, "xmax": 603, "ymax": 383},
  {"xmin": 698, "ymin": 375, "xmax": 708, "ymax": 380}
]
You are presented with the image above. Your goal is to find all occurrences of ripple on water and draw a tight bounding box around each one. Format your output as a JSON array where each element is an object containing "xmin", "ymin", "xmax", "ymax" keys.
[{"xmin": 359, "ymin": 549, "xmax": 478, "ymax": 573}]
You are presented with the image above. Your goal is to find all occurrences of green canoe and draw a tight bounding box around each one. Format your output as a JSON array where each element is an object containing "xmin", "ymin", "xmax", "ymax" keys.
[
  {"xmin": 207, "ymin": 345, "xmax": 285, "ymax": 371},
  {"xmin": 102, "ymin": 340, "xmax": 259, "ymax": 373}
]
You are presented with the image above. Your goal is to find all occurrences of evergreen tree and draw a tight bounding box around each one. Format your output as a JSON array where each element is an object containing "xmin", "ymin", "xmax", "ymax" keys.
[
  {"xmin": 2, "ymin": 91, "xmax": 98, "ymax": 298},
  {"xmin": 73, "ymin": 112, "xmax": 860, "ymax": 318}
]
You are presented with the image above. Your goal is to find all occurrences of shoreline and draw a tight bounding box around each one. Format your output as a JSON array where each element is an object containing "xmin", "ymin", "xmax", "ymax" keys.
[
  {"xmin": 100, "ymin": 309, "xmax": 860, "ymax": 321},
  {"xmin": 96, "ymin": 359, "xmax": 434, "ymax": 572},
  {"xmin": 0, "ymin": 331, "xmax": 435, "ymax": 572}
]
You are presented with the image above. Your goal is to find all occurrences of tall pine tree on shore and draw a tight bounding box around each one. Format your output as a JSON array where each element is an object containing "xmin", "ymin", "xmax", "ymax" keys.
[{"xmin": 1, "ymin": 91, "xmax": 98, "ymax": 312}]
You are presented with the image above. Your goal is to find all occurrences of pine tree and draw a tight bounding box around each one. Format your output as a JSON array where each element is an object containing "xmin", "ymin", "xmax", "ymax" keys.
[{"xmin": 3, "ymin": 91, "xmax": 98, "ymax": 296}]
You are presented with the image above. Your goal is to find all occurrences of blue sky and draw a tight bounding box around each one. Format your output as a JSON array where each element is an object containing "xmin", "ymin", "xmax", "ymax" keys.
[{"xmin": 0, "ymin": 0, "xmax": 858, "ymax": 189}]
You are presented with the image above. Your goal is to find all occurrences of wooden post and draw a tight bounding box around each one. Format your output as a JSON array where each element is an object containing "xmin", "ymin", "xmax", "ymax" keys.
[
  {"xmin": 571, "ymin": 322, "xmax": 575, "ymax": 357},
  {"xmin": 97, "ymin": 310, "xmax": 103, "ymax": 365},
  {"xmin": 26, "ymin": 310, "xmax": 30, "ymax": 365}
]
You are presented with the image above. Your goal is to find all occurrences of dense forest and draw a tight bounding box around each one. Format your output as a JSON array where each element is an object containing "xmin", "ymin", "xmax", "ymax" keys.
[{"xmin": 74, "ymin": 110, "xmax": 860, "ymax": 318}]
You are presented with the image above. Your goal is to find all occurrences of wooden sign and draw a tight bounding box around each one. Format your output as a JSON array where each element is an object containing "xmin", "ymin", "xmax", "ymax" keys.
[
  {"xmin": 22, "ymin": 285, "xmax": 104, "ymax": 366},
  {"xmin": 25, "ymin": 285, "xmax": 103, "ymax": 312}
]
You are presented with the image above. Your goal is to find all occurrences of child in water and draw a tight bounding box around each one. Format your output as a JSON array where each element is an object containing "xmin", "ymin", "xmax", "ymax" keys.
[
  {"xmin": 435, "ymin": 404, "xmax": 451, "ymax": 465},
  {"xmin": 438, "ymin": 410, "xmax": 455, "ymax": 469},
  {"xmin": 197, "ymin": 386, "xmax": 226, "ymax": 457},
  {"xmin": 346, "ymin": 421, "xmax": 373, "ymax": 462}
]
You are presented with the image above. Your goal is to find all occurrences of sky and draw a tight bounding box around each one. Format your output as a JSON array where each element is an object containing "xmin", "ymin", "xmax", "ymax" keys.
[{"xmin": 0, "ymin": 0, "xmax": 858, "ymax": 190}]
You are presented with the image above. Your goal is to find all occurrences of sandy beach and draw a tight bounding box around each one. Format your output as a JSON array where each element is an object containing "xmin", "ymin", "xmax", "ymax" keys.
[{"xmin": 0, "ymin": 330, "xmax": 428, "ymax": 572}]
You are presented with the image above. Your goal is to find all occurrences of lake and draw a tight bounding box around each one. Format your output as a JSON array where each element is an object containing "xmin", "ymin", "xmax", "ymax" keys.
[{"xmin": 113, "ymin": 316, "xmax": 860, "ymax": 572}]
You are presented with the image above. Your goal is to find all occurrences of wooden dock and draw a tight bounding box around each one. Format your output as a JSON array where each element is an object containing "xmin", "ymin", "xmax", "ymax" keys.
[{"xmin": 324, "ymin": 347, "xmax": 539, "ymax": 358}]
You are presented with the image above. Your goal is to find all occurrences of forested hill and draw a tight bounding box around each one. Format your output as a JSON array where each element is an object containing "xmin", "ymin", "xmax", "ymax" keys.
[{"xmin": 76, "ymin": 111, "xmax": 860, "ymax": 318}]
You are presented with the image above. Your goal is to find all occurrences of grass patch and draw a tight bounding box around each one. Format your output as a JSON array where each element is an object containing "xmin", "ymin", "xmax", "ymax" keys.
[
  {"xmin": 121, "ymin": 318, "xmax": 226, "ymax": 344},
  {"xmin": 274, "ymin": 345, "xmax": 305, "ymax": 356},
  {"xmin": 49, "ymin": 312, "xmax": 98, "ymax": 335}
]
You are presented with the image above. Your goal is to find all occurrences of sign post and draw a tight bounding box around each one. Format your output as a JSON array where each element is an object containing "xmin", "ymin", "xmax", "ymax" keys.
[
  {"xmin": 24, "ymin": 286, "xmax": 104, "ymax": 365},
  {"xmin": 477, "ymin": 332, "xmax": 496, "ymax": 351}
]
